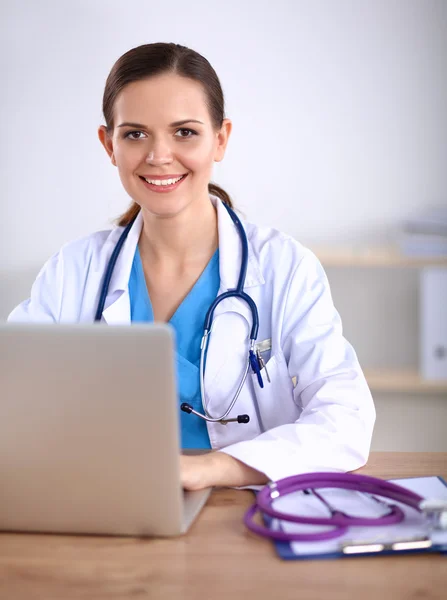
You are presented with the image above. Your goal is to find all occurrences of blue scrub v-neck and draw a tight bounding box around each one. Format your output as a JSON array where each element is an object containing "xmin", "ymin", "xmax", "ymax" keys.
[{"xmin": 129, "ymin": 246, "xmax": 220, "ymax": 449}]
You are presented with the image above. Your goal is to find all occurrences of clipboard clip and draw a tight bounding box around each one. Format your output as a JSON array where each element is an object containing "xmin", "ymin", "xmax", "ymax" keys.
[
  {"xmin": 419, "ymin": 498, "xmax": 447, "ymax": 530},
  {"xmin": 341, "ymin": 536, "xmax": 432, "ymax": 555}
]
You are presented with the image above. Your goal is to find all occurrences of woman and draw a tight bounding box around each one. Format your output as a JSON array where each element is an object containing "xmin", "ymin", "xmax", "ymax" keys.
[{"xmin": 8, "ymin": 42, "xmax": 375, "ymax": 491}]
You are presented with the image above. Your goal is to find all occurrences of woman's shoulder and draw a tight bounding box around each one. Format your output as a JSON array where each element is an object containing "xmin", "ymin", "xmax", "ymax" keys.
[
  {"xmin": 7, "ymin": 225, "xmax": 126, "ymax": 323},
  {"xmin": 243, "ymin": 219, "xmax": 332, "ymax": 316},
  {"xmin": 244, "ymin": 218, "xmax": 318, "ymax": 272},
  {"xmin": 52, "ymin": 224, "xmax": 123, "ymax": 266}
]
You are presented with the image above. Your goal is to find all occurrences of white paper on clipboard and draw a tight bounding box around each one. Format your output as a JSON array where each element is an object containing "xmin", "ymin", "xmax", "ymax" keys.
[{"xmin": 270, "ymin": 476, "xmax": 447, "ymax": 558}]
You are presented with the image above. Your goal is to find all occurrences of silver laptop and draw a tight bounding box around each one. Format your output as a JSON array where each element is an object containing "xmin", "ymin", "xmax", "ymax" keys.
[{"xmin": 0, "ymin": 323, "xmax": 211, "ymax": 537}]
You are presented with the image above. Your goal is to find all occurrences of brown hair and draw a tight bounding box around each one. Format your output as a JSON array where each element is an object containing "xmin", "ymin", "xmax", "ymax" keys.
[{"xmin": 101, "ymin": 42, "xmax": 234, "ymax": 226}]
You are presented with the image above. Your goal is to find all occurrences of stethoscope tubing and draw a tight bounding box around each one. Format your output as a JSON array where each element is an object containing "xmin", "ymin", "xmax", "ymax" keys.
[
  {"xmin": 94, "ymin": 204, "xmax": 258, "ymax": 333},
  {"xmin": 94, "ymin": 216, "xmax": 136, "ymax": 322},
  {"xmin": 94, "ymin": 202, "xmax": 263, "ymax": 424},
  {"xmin": 198, "ymin": 330, "xmax": 251, "ymax": 422},
  {"xmin": 244, "ymin": 472, "xmax": 424, "ymax": 542},
  {"xmin": 244, "ymin": 503, "xmax": 350, "ymax": 542}
]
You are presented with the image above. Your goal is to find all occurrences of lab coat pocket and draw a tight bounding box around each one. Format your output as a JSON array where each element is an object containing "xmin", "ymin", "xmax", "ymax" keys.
[{"xmin": 250, "ymin": 352, "xmax": 300, "ymax": 431}]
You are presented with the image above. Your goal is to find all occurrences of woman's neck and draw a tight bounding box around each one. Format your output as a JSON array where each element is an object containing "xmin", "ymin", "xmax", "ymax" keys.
[{"xmin": 138, "ymin": 197, "xmax": 218, "ymax": 266}]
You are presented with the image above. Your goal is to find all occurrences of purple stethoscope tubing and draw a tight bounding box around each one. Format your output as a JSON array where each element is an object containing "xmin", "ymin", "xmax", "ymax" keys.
[{"xmin": 244, "ymin": 472, "xmax": 424, "ymax": 542}]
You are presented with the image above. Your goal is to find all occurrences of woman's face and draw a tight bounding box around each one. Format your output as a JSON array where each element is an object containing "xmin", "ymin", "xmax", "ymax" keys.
[{"xmin": 98, "ymin": 73, "xmax": 231, "ymax": 218}]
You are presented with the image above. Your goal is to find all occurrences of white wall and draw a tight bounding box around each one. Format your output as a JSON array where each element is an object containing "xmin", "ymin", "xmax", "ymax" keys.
[{"xmin": 1, "ymin": 0, "xmax": 446, "ymax": 448}]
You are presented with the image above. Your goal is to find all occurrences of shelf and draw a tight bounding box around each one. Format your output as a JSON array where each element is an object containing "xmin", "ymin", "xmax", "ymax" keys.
[
  {"xmin": 364, "ymin": 368, "xmax": 447, "ymax": 394},
  {"xmin": 309, "ymin": 246, "xmax": 447, "ymax": 268}
]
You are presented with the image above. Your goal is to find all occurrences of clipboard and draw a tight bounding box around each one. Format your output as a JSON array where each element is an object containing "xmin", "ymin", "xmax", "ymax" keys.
[{"xmin": 265, "ymin": 476, "xmax": 447, "ymax": 560}]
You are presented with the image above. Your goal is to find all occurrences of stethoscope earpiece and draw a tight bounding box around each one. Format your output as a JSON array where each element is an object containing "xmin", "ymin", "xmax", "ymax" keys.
[
  {"xmin": 237, "ymin": 414, "xmax": 250, "ymax": 424},
  {"xmin": 181, "ymin": 403, "xmax": 250, "ymax": 424}
]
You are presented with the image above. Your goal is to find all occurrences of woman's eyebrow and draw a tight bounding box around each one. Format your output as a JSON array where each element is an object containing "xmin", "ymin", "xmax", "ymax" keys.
[{"xmin": 117, "ymin": 119, "xmax": 204, "ymax": 128}]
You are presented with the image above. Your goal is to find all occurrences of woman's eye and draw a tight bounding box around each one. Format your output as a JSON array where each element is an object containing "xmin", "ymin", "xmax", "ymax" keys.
[
  {"xmin": 175, "ymin": 128, "xmax": 197, "ymax": 138},
  {"xmin": 123, "ymin": 129, "xmax": 197, "ymax": 140},
  {"xmin": 124, "ymin": 131, "xmax": 145, "ymax": 140}
]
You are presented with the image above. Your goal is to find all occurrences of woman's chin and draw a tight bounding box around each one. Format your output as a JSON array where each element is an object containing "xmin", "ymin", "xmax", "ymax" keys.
[{"xmin": 138, "ymin": 196, "xmax": 193, "ymax": 219}]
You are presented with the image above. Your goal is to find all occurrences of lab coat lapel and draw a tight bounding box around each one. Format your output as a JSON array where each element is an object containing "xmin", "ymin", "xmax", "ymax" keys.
[
  {"xmin": 203, "ymin": 198, "xmax": 265, "ymax": 409},
  {"xmin": 101, "ymin": 212, "xmax": 143, "ymax": 325},
  {"xmin": 101, "ymin": 290, "xmax": 131, "ymax": 325}
]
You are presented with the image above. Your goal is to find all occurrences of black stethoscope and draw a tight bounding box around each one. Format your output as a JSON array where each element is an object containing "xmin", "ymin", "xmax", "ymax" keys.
[{"xmin": 94, "ymin": 202, "xmax": 270, "ymax": 425}]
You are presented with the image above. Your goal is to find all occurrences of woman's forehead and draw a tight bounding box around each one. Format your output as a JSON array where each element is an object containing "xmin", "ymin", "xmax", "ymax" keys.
[{"xmin": 113, "ymin": 74, "xmax": 210, "ymax": 125}]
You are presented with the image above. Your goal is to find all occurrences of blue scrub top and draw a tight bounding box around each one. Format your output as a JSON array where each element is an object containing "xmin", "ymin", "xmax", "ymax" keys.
[{"xmin": 129, "ymin": 246, "xmax": 220, "ymax": 449}]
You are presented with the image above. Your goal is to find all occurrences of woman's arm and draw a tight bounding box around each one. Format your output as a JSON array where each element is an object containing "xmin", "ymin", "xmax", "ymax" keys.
[
  {"xmin": 181, "ymin": 452, "xmax": 268, "ymax": 490},
  {"xmin": 217, "ymin": 250, "xmax": 376, "ymax": 482},
  {"xmin": 183, "ymin": 249, "xmax": 375, "ymax": 486},
  {"xmin": 7, "ymin": 252, "xmax": 63, "ymax": 323}
]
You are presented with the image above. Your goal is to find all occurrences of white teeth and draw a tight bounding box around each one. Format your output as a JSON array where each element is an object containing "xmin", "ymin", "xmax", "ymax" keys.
[{"xmin": 144, "ymin": 175, "xmax": 184, "ymax": 186}]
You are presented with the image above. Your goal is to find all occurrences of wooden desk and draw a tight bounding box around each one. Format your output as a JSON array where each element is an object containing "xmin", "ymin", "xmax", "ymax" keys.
[{"xmin": 0, "ymin": 452, "xmax": 446, "ymax": 600}]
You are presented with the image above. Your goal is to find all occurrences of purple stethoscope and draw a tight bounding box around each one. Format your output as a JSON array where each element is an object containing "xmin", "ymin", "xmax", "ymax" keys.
[{"xmin": 244, "ymin": 472, "xmax": 447, "ymax": 542}]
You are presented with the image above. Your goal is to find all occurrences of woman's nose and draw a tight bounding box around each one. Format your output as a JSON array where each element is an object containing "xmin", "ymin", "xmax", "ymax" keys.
[
  {"xmin": 145, "ymin": 152, "xmax": 168, "ymax": 164},
  {"xmin": 145, "ymin": 141, "xmax": 173, "ymax": 165}
]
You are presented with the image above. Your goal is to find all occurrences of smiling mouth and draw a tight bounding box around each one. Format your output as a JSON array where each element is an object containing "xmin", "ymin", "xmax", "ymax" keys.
[{"xmin": 139, "ymin": 174, "xmax": 188, "ymax": 186}]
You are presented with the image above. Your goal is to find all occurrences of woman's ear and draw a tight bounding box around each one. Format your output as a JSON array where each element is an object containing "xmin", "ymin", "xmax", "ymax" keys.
[
  {"xmin": 214, "ymin": 118, "xmax": 232, "ymax": 163},
  {"xmin": 98, "ymin": 125, "xmax": 116, "ymax": 166}
]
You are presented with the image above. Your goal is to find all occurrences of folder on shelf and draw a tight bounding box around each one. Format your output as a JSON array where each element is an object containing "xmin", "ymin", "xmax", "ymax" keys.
[
  {"xmin": 266, "ymin": 476, "xmax": 447, "ymax": 560},
  {"xmin": 420, "ymin": 269, "xmax": 447, "ymax": 380}
]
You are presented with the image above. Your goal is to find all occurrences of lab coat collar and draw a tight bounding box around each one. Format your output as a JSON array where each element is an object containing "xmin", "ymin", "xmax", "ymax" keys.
[
  {"xmin": 101, "ymin": 195, "xmax": 264, "ymax": 324},
  {"xmin": 212, "ymin": 195, "xmax": 265, "ymax": 290}
]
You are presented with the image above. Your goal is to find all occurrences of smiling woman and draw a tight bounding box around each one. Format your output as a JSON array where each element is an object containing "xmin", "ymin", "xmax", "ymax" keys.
[
  {"xmin": 8, "ymin": 42, "xmax": 375, "ymax": 492},
  {"xmin": 97, "ymin": 43, "xmax": 234, "ymax": 226}
]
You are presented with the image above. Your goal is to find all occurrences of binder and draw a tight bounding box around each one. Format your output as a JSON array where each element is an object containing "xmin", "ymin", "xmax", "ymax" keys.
[
  {"xmin": 420, "ymin": 269, "xmax": 447, "ymax": 380},
  {"xmin": 266, "ymin": 476, "xmax": 447, "ymax": 560}
]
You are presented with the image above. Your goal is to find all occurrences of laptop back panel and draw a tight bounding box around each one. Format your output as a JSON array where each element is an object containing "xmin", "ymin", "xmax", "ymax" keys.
[{"xmin": 0, "ymin": 323, "xmax": 185, "ymax": 536}]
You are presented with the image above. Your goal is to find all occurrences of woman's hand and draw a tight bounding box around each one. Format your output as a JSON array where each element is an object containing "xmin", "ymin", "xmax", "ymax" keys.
[{"xmin": 180, "ymin": 452, "xmax": 268, "ymax": 491}]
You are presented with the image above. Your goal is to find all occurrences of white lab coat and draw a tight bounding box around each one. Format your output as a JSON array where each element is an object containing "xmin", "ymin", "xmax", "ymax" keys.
[{"xmin": 8, "ymin": 196, "xmax": 375, "ymax": 481}]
